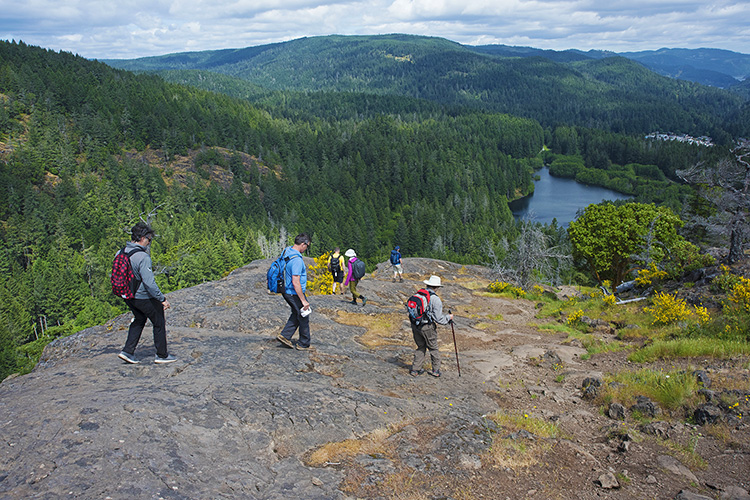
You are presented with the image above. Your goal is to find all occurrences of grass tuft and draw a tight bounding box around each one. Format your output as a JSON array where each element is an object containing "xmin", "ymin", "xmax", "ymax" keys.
[
  {"xmin": 484, "ymin": 411, "xmax": 564, "ymax": 469},
  {"xmin": 629, "ymin": 338, "xmax": 750, "ymax": 362},
  {"xmin": 602, "ymin": 368, "xmax": 700, "ymax": 411}
]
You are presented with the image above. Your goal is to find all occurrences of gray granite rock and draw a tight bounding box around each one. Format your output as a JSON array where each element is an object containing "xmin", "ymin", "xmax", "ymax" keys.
[
  {"xmin": 0, "ymin": 258, "xmax": 500, "ymax": 499},
  {"xmin": 674, "ymin": 490, "xmax": 714, "ymax": 500}
]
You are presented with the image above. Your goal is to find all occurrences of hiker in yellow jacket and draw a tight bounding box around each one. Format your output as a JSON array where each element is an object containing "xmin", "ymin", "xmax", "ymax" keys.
[{"xmin": 327, "ymin": 247, "xmax": 345, "ymax": 295}]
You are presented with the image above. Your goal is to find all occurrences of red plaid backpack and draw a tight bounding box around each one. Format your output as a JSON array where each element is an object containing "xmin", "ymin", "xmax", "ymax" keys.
[{"xmin": 111, "ymin": 247, "xmax": 145, "ymax": 299}]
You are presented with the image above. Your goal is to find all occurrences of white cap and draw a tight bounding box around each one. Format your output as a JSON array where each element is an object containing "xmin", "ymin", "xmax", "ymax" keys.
[
  {"xmin": 423, "ymin": 275, "xmax": 443, "ymax": 287},
  {"xmin": 344, "ymin": 249, "xmax": 356, "ymax": 258}
]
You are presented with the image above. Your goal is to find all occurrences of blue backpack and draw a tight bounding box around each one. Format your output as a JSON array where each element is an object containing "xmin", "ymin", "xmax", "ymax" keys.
[
  {"xmin": 267, "ymin": 248, "xmax": 298, "ymax": 293},
  {"xmin": 390, "ymin": 249, "xmax": 400, "ymax": 265}
]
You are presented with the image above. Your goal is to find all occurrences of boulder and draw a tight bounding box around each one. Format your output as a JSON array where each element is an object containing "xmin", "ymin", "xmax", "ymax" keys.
[
  {"xmin": 694, "ymin": 404, "xmax": 723, "ymax": 426},
  {"xmin": 607, "ymin": 402, "xmax": 626, "ymax": 420},
  {"xmin": 630, "ymin": 395, "xmax": 661, "ymax": 418}
]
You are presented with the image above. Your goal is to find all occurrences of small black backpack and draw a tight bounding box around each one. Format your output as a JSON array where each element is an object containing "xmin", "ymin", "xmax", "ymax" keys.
[
  {"xmin": 352, "ymin": 259, "xmax": 366, "ymax": 279},
  {"xmin": 329, "ymin": 254, "xmax": 341, "ymax": 272}
]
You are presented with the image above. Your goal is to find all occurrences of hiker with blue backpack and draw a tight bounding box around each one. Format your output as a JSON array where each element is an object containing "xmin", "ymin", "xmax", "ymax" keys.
[
  {"xmin": 390, "ymin": 245, "xmax": 403, "ymax": 282},
  {"xmin": 113, "ymin": 222, "xmax": 176, "ymax": 365},
  {"xmin": 343, "ymin": 248, "xmax": 367, "ymax": 306},
  {"xmin": 275, "ymin": 233, "xmax": 313, "ymax": 351},
  {"xmin": 406, "ymin": 275, "xmax": 453, "ymax": 378}
]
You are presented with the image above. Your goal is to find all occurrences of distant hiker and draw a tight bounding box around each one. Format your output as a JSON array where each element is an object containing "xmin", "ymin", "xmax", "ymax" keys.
[
  {"xmin": 116, "ymin": 222, "xmax": 176, "ymax": 364},
  {"xmin": 408, "ymin": 275, "xmax": 453, "ymax": 378},
  {"xmin": 276, "ymin": 233, "xmax": 313, "ymax": 351},
  {"xmin": 390, "ymin": 245, "xmax": 403, "ymax": 282},
  {"xmin": 327, "ymin": 247, "xmax": 345, "ymax": 295},
  {"xmin": 344, "ymin": 248, "xmax": 367, "ymax": 306}
]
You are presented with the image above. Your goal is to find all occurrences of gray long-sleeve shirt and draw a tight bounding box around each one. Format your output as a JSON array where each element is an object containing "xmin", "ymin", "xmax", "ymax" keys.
[
  {"xmin": 123, "ymin": 241, "xmax": 165, "ymax": 302},
  {"xmin": 427, "ymin": 292, "xmax": 451, "ymax": 325}
]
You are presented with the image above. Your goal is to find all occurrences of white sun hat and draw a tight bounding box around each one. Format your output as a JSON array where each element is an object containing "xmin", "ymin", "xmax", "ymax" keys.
[
  {"xmin": 344, "ymin": 248, "xmax": 356, "ymax": 258},
  {"xmin": 423, "ymin": 275, "xmax": 443, "ymax": 287}
]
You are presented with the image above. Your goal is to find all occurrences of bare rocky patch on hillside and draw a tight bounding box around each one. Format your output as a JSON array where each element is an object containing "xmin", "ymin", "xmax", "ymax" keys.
[{"xmin": 1, "ymin": 257, "xmax": 748, "ymax": 499}]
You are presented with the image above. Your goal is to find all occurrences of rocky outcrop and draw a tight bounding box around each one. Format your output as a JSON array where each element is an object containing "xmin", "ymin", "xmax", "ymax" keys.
[{"xmin": 1, "ymin": 257, "xmax": 748, "ymax": 499}]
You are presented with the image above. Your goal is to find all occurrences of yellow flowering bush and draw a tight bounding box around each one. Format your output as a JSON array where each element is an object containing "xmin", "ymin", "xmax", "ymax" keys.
[
  {"xmin": 644, "ymin": 292, "xmax": 690, "ymax": 325},
  {"xmin": 635, "ymin": 262, "xmax": 668, "ymax": 286},
  {"xmin": 488, "ymin": 281, "xmax": 526, "ymax": 297},
  {"xmin": 602, "ymin": 294, "xmax": 617, "ymax": 307},
  {"xmin": 694, "ymin": 304, "xmax": 710, "ymax": 324},
  {"xmin": 488, "ymin": 281, "xmax": 511, "ymax": 293},
  {"xmin": 566, "ymin": 309, "xmax": 584, "ymax": 325},
  {"xmin": 726, "ymin": 276, "xmax": 750, "ymax": 313},
  {"xmin": 714, "ymin": 265, "xmax": 742, "ymax": 292},
  {"xmin": 532, "ymin": 285, "xmax": 545, "ymax": 296},
  {"xmin": 307, "ymin": 252, "xmax": 334, "ymax": 295}
]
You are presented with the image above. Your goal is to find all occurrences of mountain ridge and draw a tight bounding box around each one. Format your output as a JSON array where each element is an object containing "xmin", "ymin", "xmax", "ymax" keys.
[
  {"xmin": 103, "ymin": 34, "xmax": 750, "ymax": 88},
  {"xmin": 102, "ymin": 34, "xmax": 749, "ymax": 139}
]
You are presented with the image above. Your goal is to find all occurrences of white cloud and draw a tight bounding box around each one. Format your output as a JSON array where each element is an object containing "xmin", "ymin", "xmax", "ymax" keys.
[{"xmin": 0, "ymin": 0, "xmax": 748, "ymax": 59}]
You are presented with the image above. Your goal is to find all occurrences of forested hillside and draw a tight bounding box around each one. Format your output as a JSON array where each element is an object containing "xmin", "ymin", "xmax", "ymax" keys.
[{"xmin": 105, "ymin": 34, "xmax": 750, "ymax": 142}]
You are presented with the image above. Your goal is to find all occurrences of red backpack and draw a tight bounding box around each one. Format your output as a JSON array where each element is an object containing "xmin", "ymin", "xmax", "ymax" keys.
[
  {"xmin": 406, "ymin": 289, "xmax": 433, "ymax": 325},
  {"xmin": 111, "ymin": 247, "xmax": 145, "ymax": 299}
]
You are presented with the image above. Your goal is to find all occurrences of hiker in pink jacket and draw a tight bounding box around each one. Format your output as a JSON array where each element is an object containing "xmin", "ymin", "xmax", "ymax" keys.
[{"xmin": 343, "ymin": 248, "xmax": 367, "ymax": 306}]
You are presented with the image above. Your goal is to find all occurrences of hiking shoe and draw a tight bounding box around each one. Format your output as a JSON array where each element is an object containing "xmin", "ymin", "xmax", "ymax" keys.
[
  {"xmin": 350, "ymin": 299, "xmax": 357, "ymax": 305},
  {"xmin": 361, "ymin": 296, "xmax": 367, "ymax": 306},
  {"xmin": 295, "ymin": 343, "xmax": 313, "ymax": 351},
  {"xmin": 399, "ymin": 278, "xmax": 403, "ymax": 283},
  {"xmin": 276, "ymin": 334, "xmax": 294, "ymax": 349},
  {"xmin": 118, "ymin": 351, "xmax": 139, "ymax": 364},
  {"xmin": 427, "ymin": 369, "xmax": 441, "ymax": 378},
  {"xmin": 410, "ymin": 369, "xmax": 424, "ymax": 377},
  {"xmin": 154, "ymin": 354, "xmax": 177, "ymax": 364},
  {"xmin": 392, "ymin": 278, "xmax": 396, "ymax": 283}
]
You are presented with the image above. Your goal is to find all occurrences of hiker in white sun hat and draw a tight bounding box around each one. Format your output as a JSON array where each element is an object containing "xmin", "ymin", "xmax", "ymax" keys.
[
  {"xmin": 343, "ymin": 248, "xmax": 367, "ymax": 306},
  {"xmin": 423, "ymin": 275, "xmax": 442, "ymax": 287},
  {"xmin": 408, "ymin": 275, "xmax": 452, "ymax": 378}
]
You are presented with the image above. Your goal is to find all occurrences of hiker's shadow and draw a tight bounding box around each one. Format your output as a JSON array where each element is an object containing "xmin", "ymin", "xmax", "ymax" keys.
[{"xmin": 386, "ymin": 350, "xmax": 414, "ymax": 371}]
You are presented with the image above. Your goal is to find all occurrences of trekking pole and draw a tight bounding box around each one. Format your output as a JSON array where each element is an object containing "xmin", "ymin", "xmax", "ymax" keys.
[{"xmin": 448, "ymin": 309, "xmax": 461, "ymax": 377}]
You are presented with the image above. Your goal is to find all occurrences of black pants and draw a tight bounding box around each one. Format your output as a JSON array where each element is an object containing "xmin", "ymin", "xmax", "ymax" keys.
[
  {"xmin": 123, "ymin": 298, "xmax": 168, "ymax": 358},
  {"xmin": 280, "ymin": 293, "xmax": 311, "ymax": 347}
]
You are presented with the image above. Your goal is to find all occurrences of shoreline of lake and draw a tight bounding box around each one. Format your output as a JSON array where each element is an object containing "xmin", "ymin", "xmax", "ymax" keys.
[{"xmin": 509, "ymin": 167, "xmax": 632, "ymax": 227}]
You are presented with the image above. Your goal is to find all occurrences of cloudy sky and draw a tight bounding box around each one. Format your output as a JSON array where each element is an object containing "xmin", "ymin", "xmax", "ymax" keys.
[{"xmin": 2, "ymin": 0, "xmax": 749, "ymax": 60}]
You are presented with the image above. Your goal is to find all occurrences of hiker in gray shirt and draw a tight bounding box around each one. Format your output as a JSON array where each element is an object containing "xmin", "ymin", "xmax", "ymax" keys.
[
  {"xmin": 117, "ymin": 222, "xmax": 176, "ymax": 365},
  {"xmin": 409, "ymin": 275, "xmax": 452, "ymax": 378}
]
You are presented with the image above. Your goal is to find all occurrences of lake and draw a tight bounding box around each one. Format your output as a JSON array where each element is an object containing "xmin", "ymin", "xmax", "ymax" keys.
[{"xmin": 508, "ymin": 167, "xmax": 632, "ymax": 227}]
